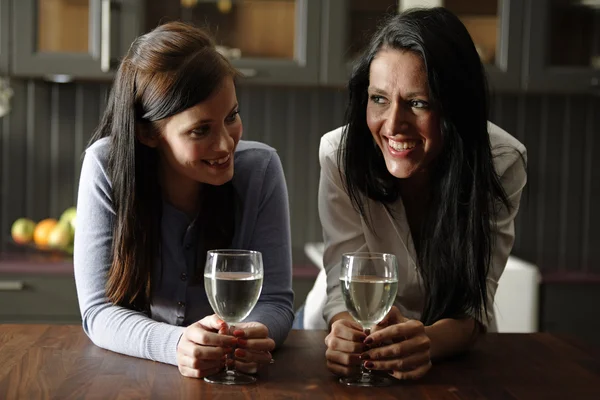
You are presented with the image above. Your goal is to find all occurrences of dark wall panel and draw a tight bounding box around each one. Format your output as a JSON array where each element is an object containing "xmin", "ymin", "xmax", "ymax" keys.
[{"xmin": 0, "ymin": 80, "xmax": 598, "ymax": 276}]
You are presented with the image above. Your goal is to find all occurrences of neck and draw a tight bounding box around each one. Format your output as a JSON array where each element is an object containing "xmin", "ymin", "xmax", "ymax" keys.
[
  {"xmin": 398, "ymin": 169, "xmax": 431, "ymax": 203},
  {"xmin": 158, "ymin": 166, "xmax": 202, "ymax": 218},
  {"xmin": 398, "ymin": 170, "xmax": 432, "ymax": 250}
]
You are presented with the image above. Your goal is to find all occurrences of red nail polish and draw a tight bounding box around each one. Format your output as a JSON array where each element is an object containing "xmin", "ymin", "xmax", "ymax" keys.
[
  {"xmin": 364, "ymin": 337, "xmax": 373, "ymax": 345},
  {"xmin": 360, "ymin": 353, "xmax": 370, "ymax": 360},
  {"xmin": 237, "ymin": 338, "xmax": 248, "ymax": 347},
  {"xmin": 365, "ymin": 361, "xmax": 374, "ymax": 369},
  {"xmin": 235, "ymin": 349, "xmax": 246, "ymax": 358},
  {"xmin": 233, "ymin": 329, "xmax": 245, "ymax": 337}
]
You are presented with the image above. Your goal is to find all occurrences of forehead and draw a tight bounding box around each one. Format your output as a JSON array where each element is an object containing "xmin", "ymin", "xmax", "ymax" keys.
[
  {"xmin": 161, "ymin": 77, "xmax": 237, "ymax": 130},
  {"xmin": 369, "ymin": 48, "xmax": 428, "ymax": 92}
]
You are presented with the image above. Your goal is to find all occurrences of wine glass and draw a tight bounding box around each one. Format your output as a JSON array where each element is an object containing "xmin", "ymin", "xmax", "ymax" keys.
[
  {"xmin": 339, "ymin": 252, "xmax": 399, "ymax": 387},
  {"xmin": 203, "ymin": 249, "xmax": 264, "ymax": 385}
]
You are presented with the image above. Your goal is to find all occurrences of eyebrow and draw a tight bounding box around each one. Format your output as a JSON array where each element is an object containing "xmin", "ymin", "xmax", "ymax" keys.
[
  {"xmin": 368, "ymin": 87, "xmax": 428, "ymax": 98},
  {"xmin": 184, "ymin": 103, "xmax": 239, "ymax": 131}
]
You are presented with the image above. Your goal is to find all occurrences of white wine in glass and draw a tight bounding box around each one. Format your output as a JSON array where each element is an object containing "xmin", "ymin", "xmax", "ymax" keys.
[
  {"xmin": 339, "ymin": 252, "xmax": 398, "ymax": 387},
  {"xmin": 203, "ymin": 249, "xmax": 263, "ymax": 385}
]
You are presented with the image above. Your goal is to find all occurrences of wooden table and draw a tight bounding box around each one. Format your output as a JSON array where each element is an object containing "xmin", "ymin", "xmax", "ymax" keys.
[{"xmin": 1, "ymin": 325, "xmax": 599, "ymax": 399}]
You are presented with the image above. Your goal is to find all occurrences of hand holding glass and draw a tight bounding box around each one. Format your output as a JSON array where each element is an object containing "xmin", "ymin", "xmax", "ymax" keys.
[
  {"xmin": 340, "ymin": 252, "xmax": 398, "ymax": 387},
  {"xmin": 203, "ymin": 249, "xmax": 263, "ymax": 385}
]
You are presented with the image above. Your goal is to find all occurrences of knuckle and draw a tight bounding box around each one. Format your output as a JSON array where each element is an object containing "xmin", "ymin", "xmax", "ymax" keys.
[
  {"xmin": 331, "ymin": 323, "xmax": 343, "ymax": 336},
  {"xmin": 340, "ymin": 354, "xmax": 352, "ymax": 366},
  {"xmin": 328, "ymin": 337, "xmax": 341, "ymax": 350},
  {"xmin": 422, "ymin": 336, "xmax": 431, "ymax": 349},
  {"xmin": 192, "ymin": 347, "xmax": 202, "ymax": 359}
]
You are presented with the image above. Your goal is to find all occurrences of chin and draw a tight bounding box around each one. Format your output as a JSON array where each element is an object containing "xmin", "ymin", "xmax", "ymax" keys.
[
  {"xmin": 205, "ymin": 171, "xmax": 234, "ymax": 186},
  {"xmin": 385, "ymin": 162, "xmax": 412, "ymax": 179}
]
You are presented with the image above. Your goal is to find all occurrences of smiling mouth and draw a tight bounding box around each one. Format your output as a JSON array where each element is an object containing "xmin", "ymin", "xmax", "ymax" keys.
[
  {"xmin": 203, "ymin": 154, "xmax": 231, "ymax": 167},
  {"xmin": 387, "ymin": 138, "xmax": 418, "ymax": 151}
]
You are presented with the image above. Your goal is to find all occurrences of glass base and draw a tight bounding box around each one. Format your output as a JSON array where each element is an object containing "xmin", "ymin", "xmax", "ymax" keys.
[
  {"xmin": 339, "ymin": 373, "xmax": 394, "ymax": 387},
  {"xmin": 204, "ymin": 369, "xmax": 256, "ymax": 385}
]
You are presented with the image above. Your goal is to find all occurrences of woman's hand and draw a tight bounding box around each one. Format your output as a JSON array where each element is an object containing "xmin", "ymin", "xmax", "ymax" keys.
[
  {"xmin": 228, "ymin": 321, "xmax": 276, "ymax": 374},
  {"xmin": 363, "ymin": 306, "xmax": 432, "ymax": 380},
  {"xmin": 324, "ymin": 314, "xmax": 367, "ymax": 376},
  {"xmin": 176, "ymin": 314, "xmax": 238, "ymax": 378}
]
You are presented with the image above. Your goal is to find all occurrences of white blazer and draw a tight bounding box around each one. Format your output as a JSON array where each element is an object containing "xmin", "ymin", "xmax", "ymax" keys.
[{"xmin": 303, "ymin": 123, "xmax": 527, "ymax": 330}]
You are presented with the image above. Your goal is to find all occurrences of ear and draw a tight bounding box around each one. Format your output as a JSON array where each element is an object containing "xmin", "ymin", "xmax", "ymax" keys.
[{"xmin": 136, "ymin": 122, "xmax": 159, "ymax": 148}]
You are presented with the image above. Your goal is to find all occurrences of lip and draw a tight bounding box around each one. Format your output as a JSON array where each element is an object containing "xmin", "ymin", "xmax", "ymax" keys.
[
  {"xmin": 203, "ymin": 154, "xmax": 232, "ymax": 170},
  {"xmin": 385, "ymin": 137, "xmax": 419, "ymax": 158}
]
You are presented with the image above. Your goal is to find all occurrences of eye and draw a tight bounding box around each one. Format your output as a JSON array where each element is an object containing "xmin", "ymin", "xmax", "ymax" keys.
[
  {"xmin": 369, "ymin": 95, "xmax": 387, "ymax": 104},
  {"xmin": 225, "ymin": 110, "xmax": 240, "ymax": 124},
  {"xmin": 409, "ymin": 100, "xmax": 430, "ymax": 109},
  {"xmin": 190, "ymin": 125, "xmax": 211, "ymax": 137}
]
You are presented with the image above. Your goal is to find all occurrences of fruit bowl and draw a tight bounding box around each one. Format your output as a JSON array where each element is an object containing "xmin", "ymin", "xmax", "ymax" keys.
[{"xmin": 8, "ymin": 239, "xmax": 73, "ymax": 258}]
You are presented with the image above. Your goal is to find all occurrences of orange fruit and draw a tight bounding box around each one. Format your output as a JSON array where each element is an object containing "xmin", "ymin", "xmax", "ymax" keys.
[{"xmin": 33, "ymin": 218, "xmax": 58, "ymax": 249}]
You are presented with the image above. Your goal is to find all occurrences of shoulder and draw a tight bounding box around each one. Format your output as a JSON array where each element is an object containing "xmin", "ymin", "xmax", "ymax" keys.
[
  {"xmin": 82, "ymin": 137, "xmax": 111, "ymax": 184},
  {"xmin": 319, "ymin": 126, "xmax": 345, "ymax": 167},
  {"xmin": 232, "ymin": 140, "xmax": 284, "ymax": 192},
  {"xmin": 234, "ymin": 140, "xmax": 279, "ymax": 174},
  {"xmin": 487, "ymin": 122, "xmax": 527, "ymax": 176}
]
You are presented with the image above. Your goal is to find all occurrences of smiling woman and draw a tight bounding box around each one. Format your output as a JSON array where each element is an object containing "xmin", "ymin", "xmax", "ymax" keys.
[
  {"xmin": 311, "ymin": 7, "xmax": 528, "ymax": 383},
  {"xmin": 73, "ymin": 21, "xmax": 294, "ymax": 380}
]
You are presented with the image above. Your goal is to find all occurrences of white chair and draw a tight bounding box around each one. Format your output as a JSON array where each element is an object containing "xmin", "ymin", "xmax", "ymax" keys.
[
  {"xmin": 302, "ymin": 242, "xmax": 541, "ymax": 333},
  {"xmin": 493, "ymin": 256, "xmax": 541, "ymax": 333}
]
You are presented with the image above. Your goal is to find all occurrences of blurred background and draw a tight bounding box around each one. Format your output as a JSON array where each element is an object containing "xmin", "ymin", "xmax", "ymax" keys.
[{"xmin": 0, "ymin": 0, "xmax": 598, "ymax": 346}]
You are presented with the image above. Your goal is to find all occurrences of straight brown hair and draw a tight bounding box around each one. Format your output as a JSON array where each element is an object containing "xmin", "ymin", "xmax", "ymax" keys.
[{"xmin": 88, "ymin": 22, "xmax": 239, "ymax": 311}]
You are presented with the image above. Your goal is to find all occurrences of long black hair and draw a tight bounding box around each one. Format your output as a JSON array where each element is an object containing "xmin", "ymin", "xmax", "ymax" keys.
[
  {"xmin": 89, "ymin": 22, "xmax": 239, "ymax": 311},
  {"xmin": 340, "ymin": 8, "xmax": 512, "ymax": 326}
]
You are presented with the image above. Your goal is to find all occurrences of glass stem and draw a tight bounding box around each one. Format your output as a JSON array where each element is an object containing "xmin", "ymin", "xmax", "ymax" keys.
[
  {"xmin": 225, "ymin": 323, "xmax": 236, "ymax": 374},
  {"xmin": 361, "ymin": 328, "xmax": 371, "ymax": 379}
]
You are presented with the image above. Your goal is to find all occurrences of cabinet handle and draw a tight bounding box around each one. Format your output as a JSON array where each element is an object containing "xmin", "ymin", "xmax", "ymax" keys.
[
  {"xmin": 0, "ymin": 281, "xmax": 25, "ymax": 291},
  {"xmin": 100, "ymin": 0, "xmax": 112, "ymax": 73}
]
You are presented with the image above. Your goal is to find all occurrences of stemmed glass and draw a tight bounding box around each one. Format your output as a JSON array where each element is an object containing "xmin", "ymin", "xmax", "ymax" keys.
[
  {"xmin": 339, "ymin": 252, "xmax": 399, "ymax": 387},
  {"xmin": 203, "ymin": 249, "xmax": 264, "ymax": 385}
]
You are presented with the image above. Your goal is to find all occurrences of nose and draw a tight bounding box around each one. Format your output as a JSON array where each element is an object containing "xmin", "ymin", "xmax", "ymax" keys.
[
  {"xmin": 213, "ymin": 124, "xmax": 234, "ymax": 153},
  {"xmin": 383, "ymin": 102, "xmax": 410, "ymax": 136}
]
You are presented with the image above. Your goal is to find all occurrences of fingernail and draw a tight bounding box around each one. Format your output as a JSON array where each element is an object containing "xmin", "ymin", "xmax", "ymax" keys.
[
  {"xmin": 237, "ymin": 338, "xmax": 248, "ymax": 347},
  {"xmin": 223, "ymin": 346, "xmax": 233, "ymax": 354},
  {"xmin": 365, "ymin": 361, "xmax": 374, "ymax": 369},
  {"xmin": 235, "ymin": 349, "xmax": 246, "ymax": 358},
  {"xmin": 387, "ymin": 370, "xmax": 394, "ymax": 375},
  {"xmin": 233, "ymin": 329, "xmax": 245, "ymax": 337},
  {"xmin": 364, "ymin": 337, "xmax": 373, "ymax": 345},
  {"xmin": 360, "ymin": 353, "xmax": 370, "ymax": 360}
]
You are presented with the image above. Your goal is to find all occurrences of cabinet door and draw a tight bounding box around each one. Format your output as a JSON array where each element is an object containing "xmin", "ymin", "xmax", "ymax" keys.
[
  {"xmin": 321, "ymin": 0, "xmax": 524, "ymax": 92},
  {"xmin": 144, "ymin": 0, "xmax": 320, "ymax": 86},
  {"xmin": 11, "ymin": 0, "xmax": 143, "ymax": 81},
  {"xmin": 524, "ymin": 0, "xmax": 600, "ymax": 93}
]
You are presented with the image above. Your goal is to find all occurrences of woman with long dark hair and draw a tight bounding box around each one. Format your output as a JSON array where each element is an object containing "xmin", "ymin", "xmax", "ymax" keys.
[
  {"xmin": 74, "ymin": 22, "xmax": 294, "ymax": 378},
  {"xmin": 320, "ymin": 8, "xmax": 527, "ymax": 380}
]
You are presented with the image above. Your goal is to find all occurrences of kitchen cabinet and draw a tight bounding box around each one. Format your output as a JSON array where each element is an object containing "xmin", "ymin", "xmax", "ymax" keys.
[
  {"xmin": 143, "ymin": 0, "xmax": 321, "ymax": 85},
  {"xmin": 0, "ymin": 273, "xmax": 80, "ymax": 323},
  {"xmin": 11, "ymin": 0, "xmax": 321, "ymax": 85},
  {"xmin": 11, "ymin": 0, "xmax": 143, "ymax": 81},
  {"xmin": 320, "ymin": 0, "xmax": 524, "ymax": 92},
  {"xmin": 523, "ymin": 0, "xmax": 600, "ymax": 93}
]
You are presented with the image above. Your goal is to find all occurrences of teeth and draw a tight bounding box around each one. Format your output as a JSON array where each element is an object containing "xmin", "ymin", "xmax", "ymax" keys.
[
  {"xmin": 207, "ymin": 154, "xmax": 230, "ymax": 165},
  {"xmin": 388, "ymin": 139, "xmax": 417, "ymax": 151}
]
